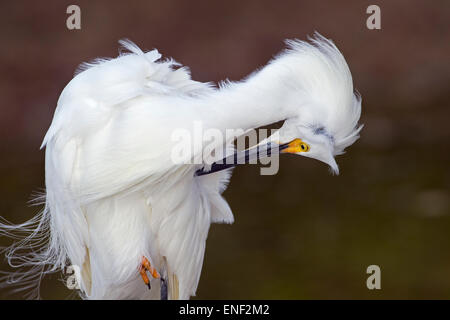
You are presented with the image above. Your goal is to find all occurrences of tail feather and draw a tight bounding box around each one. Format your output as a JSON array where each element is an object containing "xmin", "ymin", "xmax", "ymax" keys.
[{"xmin": 0, "ymin": 208, "xmax": 63, "ymax": 299}]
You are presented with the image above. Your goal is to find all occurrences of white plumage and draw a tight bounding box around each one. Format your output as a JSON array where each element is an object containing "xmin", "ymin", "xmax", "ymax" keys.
[{"xmin": 0, "ymin": 34, "xmax": 362, "ymax": 299}]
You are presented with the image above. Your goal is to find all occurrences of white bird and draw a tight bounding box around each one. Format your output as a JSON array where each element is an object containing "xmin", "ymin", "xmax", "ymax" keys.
[{"xmin": 0, "ymin": 33, "xmax": 362, "ymax": 299}]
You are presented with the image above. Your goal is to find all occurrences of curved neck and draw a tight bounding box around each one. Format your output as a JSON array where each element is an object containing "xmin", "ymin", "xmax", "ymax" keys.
[{"xmin": 193, "ymin": 64, "xmax": 297, "ymax": 133}]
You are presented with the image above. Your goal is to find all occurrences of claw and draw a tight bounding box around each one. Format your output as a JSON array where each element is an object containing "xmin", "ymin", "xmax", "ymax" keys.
[
  {"xmin": 139, "ymin": 256, "xmax": 160, "ymax": 290},
  {"xmin": 142, "ymin": 256, "xmax": 160, "ymax": 279}
]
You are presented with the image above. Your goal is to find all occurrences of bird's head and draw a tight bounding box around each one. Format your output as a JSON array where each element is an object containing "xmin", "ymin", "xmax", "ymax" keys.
[
  {"xmin": 274, "ymin": 33, "xmax": 363, "ymax": 174},
  {"xmin": 196, "ymin": 33, "xmax": 362, "ymax": 177}
]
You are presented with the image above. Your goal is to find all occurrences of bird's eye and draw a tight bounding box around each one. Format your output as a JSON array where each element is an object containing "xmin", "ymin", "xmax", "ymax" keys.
[{"xmin": 300, "ymin": 143, "xmax": 310, "ymax": 152}]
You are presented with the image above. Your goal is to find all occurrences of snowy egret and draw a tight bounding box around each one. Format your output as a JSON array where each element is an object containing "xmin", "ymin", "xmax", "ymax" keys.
[{"xmin": 0, "ymin": 33, "xmax": 362, "ymax": 299}]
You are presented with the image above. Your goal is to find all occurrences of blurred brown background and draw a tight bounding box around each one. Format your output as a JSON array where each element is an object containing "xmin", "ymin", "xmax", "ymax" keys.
[{"xmin": 0, "ymin": 0, "xmax": 449, "ymax": 299}]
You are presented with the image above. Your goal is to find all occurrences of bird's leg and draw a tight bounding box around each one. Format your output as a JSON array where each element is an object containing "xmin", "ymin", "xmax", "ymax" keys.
[
  {"xmin": 160, "ymin": 277, "xmax": 168, "ymax": 300},
  {"xmin": 139, "ymin": 256, "xmax": 160, "ymax": 290}
]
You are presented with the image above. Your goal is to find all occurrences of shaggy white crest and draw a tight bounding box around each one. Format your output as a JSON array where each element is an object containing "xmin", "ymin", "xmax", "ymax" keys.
[
  {"xmin": 0, "ymin": 33, "xmax": 362, "ymax": 299},
  {"xmin": 282, "ymin": 36, "xmax": 362, "ymax": 153}
]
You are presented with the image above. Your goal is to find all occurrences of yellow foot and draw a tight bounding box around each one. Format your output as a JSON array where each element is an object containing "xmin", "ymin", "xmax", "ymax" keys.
[{"xmin": 139, "ymin": 256, "xmax": 160, "ymax": 290}]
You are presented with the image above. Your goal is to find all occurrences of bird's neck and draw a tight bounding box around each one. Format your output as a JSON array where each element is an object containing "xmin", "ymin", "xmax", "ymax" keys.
[{"xmin": 194, "ymin": 63, "xmax": 298, "ymax": 134}]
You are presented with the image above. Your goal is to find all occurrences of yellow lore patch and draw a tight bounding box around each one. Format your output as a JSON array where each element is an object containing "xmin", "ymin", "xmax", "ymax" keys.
[{"xmin": 281, "ymin": 138, "xmax": 310, "ymax": 153}]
